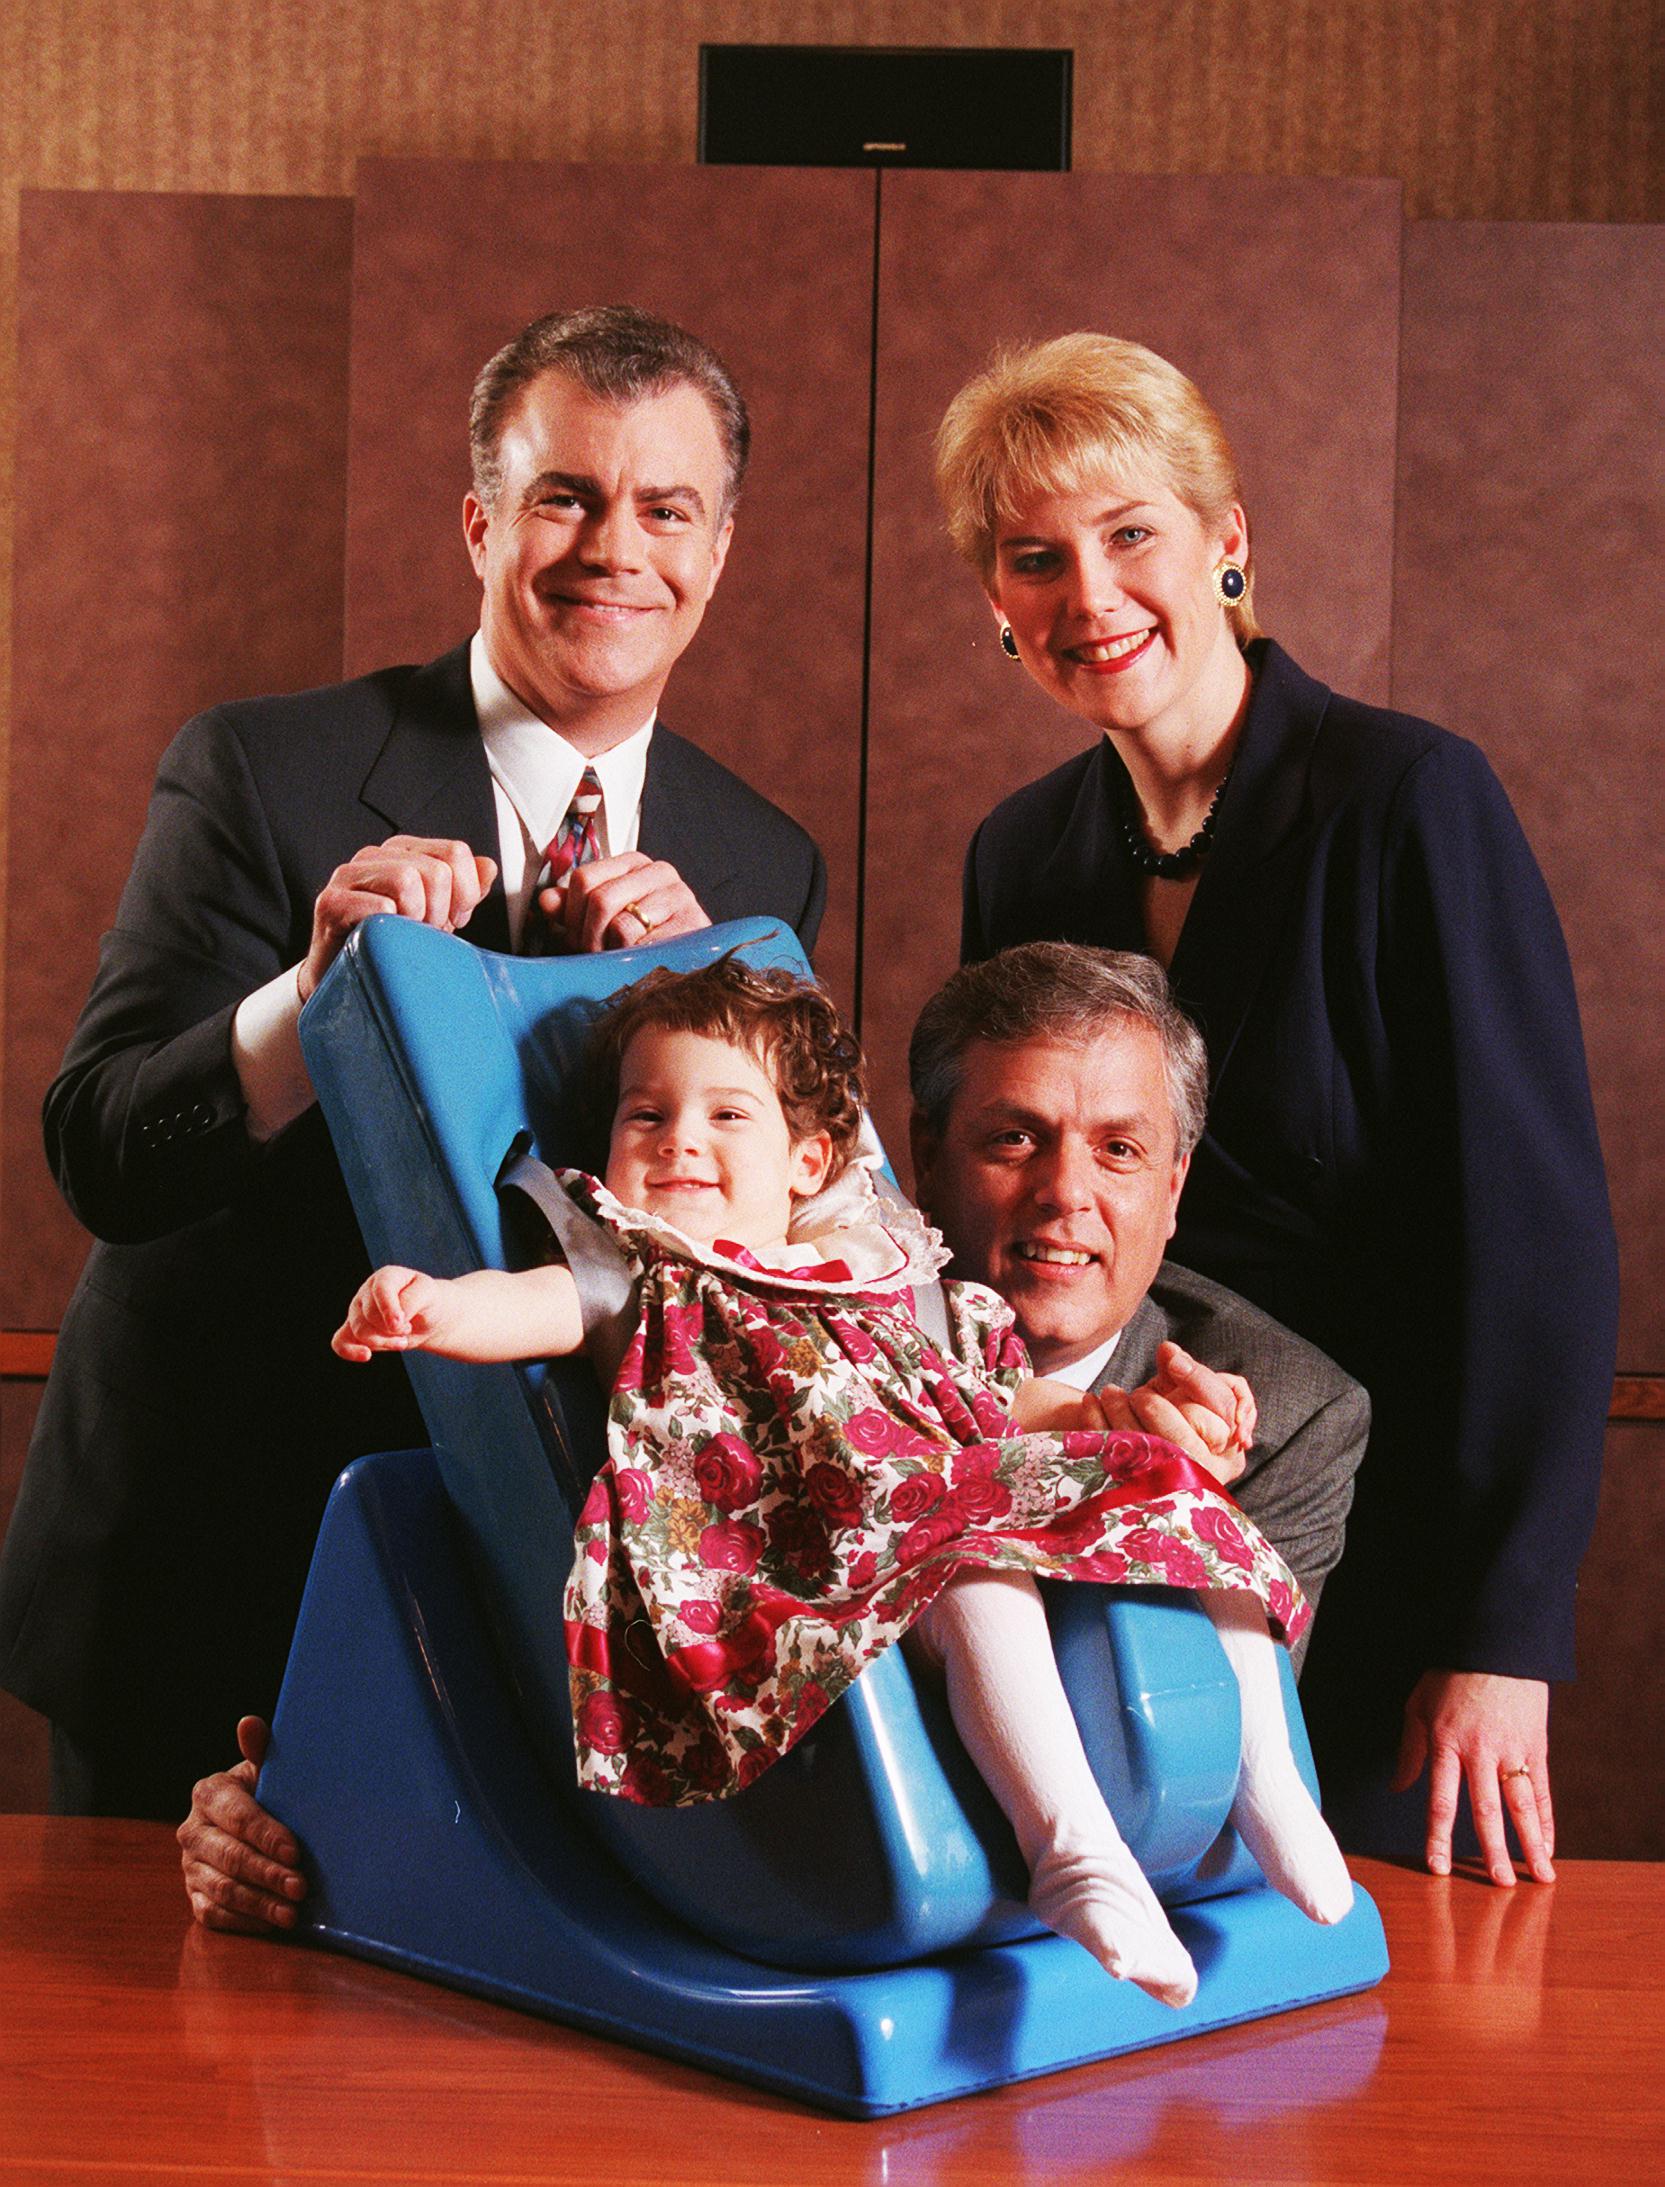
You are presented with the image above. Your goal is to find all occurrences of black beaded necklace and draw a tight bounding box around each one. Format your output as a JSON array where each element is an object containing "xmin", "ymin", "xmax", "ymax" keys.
[{"xmin": 1116, "ymin": 759, "xmax": 1235, "ymax": 879}]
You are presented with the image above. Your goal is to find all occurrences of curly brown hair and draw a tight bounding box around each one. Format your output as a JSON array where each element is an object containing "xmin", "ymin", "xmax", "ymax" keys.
[{"xmin": 581, "ymin": 954, "xmax": 867, "ymax": 1173}]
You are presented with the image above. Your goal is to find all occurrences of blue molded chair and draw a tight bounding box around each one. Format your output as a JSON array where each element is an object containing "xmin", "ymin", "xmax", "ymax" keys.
[{"xmin": 259, "ymin": 914, "xmax": 1387, "ymax": 2115}]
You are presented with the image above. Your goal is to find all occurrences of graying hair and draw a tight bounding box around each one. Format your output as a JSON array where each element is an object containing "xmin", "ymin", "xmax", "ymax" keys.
[
  {"xmin": 468, "ymin": 303, "xmax": 750, "ymax": 517},
  {"xmin": 909, "ymin": 943, "xmax": 1209, "ymax": 1158}
]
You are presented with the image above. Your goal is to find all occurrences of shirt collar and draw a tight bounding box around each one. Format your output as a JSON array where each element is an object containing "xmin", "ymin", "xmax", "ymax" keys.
[
  {"xmin": 470, "ymin": 630, "xmax": 655, "ymax": 857},
  {"xmin": 1037, "ymin": 1328, "xmax": 1123, "ymax": 1391}
]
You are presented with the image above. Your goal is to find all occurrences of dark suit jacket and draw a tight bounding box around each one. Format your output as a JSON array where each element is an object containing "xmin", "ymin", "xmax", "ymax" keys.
[
  {"xmin": 964, "ymin": 640, "xmax": 1617, "ymax": 1739},
  {"xmin": 0, "ymin": 642, "xmax": 826, "ymax": 1792}
]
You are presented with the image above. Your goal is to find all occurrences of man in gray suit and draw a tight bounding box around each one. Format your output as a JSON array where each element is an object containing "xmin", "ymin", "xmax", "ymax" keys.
[{"xmin": 908, "ymin": 943, "xmax": 1368, "ymax": 1637}]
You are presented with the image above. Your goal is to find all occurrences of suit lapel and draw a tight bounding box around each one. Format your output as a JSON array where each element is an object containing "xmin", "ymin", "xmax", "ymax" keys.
[
  {"xmin": 1166, "ymin": 642, "xmax": 1333, "ymax": 1094},
  {"xmin": 639, "ymin": 726, "xmax": 739, "ymax": 912},
  {"xmin": 1030, "ymin": 741, "xmax": 1145, "ymax": 950},
  {"xmin": 1097, "ymin": 1290, "xmax": 1167, "ymax": 1391},
  {"xmin": 1030, "ymin": 646, "xmax": 1332, "ymax": 1094},
  {"xmin": 358, "ymin": 643, "xmax": 512, "ymax": 954}
]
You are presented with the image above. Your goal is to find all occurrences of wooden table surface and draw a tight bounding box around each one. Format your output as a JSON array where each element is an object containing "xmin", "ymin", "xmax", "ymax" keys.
[{"xmin": 2, "ymin": 1818, "xmax": 1661, "ymax": 2185}]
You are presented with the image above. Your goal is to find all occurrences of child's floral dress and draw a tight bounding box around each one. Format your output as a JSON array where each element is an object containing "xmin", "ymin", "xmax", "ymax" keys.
[{"xmin": 557, "ymin": 1170, "xmax": 1308, "ymax": 1807}]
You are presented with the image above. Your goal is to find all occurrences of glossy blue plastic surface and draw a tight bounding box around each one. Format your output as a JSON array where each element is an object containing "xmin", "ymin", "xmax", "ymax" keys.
[
  {"xmin": 262, "ymin": 914, "xmax": 1388, "ymax": 2110},
  {"xmin": 265, "ymin": 1444, "xmax": 1389, "ymax": 2116}
]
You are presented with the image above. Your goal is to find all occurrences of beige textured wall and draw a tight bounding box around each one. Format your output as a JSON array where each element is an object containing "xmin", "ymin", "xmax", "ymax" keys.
[{"xmin": 1, "ymin": 0, "xmax": 1659, "ymax": 991}]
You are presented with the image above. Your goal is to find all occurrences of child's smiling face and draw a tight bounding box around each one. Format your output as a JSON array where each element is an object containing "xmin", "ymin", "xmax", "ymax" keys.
[{"xmin": 606, "ymin": 1026, "xmax": 833, "ymax": 1251}]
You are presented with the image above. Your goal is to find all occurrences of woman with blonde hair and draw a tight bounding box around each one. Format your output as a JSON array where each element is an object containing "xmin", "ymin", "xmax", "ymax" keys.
[{"xmin": 938, "ymin": 332, "xmax": 1617, "ymax": 1882}]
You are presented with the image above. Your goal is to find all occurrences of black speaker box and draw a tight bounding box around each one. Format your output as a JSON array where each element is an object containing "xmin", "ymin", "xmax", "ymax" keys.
[{"xmin": 699, "ymin": 46, "xmax": 1072, "ymax": 172}]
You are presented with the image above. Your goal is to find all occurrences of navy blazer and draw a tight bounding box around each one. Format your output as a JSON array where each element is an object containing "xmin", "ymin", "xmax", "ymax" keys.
[
  {"xmin": 964, "ymin": 640, "xmax": 1617, "ymax": 1702},
  {"xmin": 0, "ymin": 642, "xmax": 825, "ymax": 1799}
]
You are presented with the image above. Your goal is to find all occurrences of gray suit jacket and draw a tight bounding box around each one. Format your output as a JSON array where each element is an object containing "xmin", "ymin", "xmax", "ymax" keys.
[{"xmin": 1101, "ymin": 1259, "xmax": 1370, "ymax": 1669}]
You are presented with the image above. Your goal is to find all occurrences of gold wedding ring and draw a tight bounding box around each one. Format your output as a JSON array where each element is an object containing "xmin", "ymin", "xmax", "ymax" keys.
[
  {"xmin": 622, "ymin": 901, "xmax": 660, "ymax": 939},
  {"xmin": 1500, "ymin": 1763, "xmax": 1532, "ymax": 1780}
]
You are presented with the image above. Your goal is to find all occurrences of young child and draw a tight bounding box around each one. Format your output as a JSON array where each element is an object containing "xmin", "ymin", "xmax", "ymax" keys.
[{"xmin": 335, "ymin": 958, "xmax": 1353, "ymax": 2007}]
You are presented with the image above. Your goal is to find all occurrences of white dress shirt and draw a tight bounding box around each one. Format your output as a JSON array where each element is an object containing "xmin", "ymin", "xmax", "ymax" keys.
[
  {"xmin": 230, "ymin": 631, "xmax": 655, "ymax": 1141},
  {"xmin": 471, "ymin": 632, "xmax": 654, "ymax": 948},
  {"xmin": 1038, "ymin": 1330, "xmax": 1123, "ymax": 1390}
]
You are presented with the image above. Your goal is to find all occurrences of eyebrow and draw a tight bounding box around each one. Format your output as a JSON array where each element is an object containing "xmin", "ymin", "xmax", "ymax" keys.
[
  {"xmin": 522, "ymin": 470, "xmax": 708, "ymax": 520},
  {"xmin": 639, "ymin": 480, "xmax": 708, "ymax": 517},
  {"xmin": 621, "ymin": 1083, "xmax": 764, "ymax": 1104},
  {"xmin": 971, "ymin": 1098, "xmax": 1051, "ymax": 1129},
  {"xmin": 998, "ymin": 500, "xmax": 1160, "ymax": 548},
  {"xmin": 972, "ymin": 1099, "xmax": 1152, "ymax": 1137}
]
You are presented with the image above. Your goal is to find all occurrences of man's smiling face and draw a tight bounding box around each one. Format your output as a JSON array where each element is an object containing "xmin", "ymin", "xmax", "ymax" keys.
[
  {"xmin": 911, "ymin": 1023, "xmax": 1188, "ymax": 1374},
  {"xmin": 464, "ymin": 370, "xmax": 733, "ymax": 753}
]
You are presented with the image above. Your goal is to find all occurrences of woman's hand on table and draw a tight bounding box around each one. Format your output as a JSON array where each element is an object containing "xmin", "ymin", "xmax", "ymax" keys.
[
  {"xmin": 178, "ymin": 1716, "xmax": 307, "ymax": 1933},
  {"xmin": 1393, "ymin": 1670, "xmax": 1556, "ymax": 1886}
]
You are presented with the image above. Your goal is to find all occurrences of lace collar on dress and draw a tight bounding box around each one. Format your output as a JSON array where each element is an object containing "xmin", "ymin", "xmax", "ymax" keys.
[{"xmin": 562, "ymin": 1162, "xmax": 951, "ymax": 1298}]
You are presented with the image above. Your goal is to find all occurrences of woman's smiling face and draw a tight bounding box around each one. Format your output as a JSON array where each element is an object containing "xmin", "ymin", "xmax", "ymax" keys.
[{"xmin": 987, "ymin": 468, "xmax": 1247, "ymax": 747}]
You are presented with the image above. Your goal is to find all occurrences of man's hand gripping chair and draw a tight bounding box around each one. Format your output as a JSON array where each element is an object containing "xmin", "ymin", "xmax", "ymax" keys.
[{"xmin": 260, "ymin": 915, "xmax": 1388, "ymax": 2116}]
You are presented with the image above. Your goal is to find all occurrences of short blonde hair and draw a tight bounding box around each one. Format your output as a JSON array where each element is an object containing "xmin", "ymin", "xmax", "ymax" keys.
[{"xmin": 934, "ymin": 333, "xmax": 1260, "ymax": 643}]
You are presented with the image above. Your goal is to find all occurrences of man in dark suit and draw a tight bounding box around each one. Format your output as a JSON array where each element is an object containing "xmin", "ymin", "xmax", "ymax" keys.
[
  {"xmin": 0, "ymin": 305, "xmax": 824, "ymax": 1820},
  {"xmin": 907, "ymin": 943, "xmax": 1368, "ymax": 1646}
]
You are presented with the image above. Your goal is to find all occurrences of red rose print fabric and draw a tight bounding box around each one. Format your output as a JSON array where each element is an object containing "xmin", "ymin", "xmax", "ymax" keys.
[{"xmin": 559, "ymin": 1174, "xmax": 1308, "ymax": 1806}]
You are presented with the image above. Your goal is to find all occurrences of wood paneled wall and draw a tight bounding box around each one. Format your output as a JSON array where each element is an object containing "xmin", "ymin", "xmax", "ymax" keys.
[
  {"xmin": 1390, "ymin": 221, "xmax": 1665, "ymax": 1367},
  {"xmin": 1, "ymin": 0, "xmax": 1658, "ymax": 1169},
  {"xmin": 0, "ymin": 6, "xmax": 1659, "ymax": 1832},
  {"xmin": 3, "ymin": 193, "xmax": 355, "ymax": 1325},
  {"xmin": 2, "ymin": 0, "xmax": 1660, "ymax": 924}
]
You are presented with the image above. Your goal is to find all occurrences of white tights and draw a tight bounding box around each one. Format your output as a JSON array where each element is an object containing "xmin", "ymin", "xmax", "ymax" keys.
[{"xmin": 913, "ymin": 1570, "xmax": 1353, "ymax": 2009}]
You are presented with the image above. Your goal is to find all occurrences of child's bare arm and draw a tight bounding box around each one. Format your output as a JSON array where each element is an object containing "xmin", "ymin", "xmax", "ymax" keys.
[
  {"xmin": 1009, "ymin": 1375, "xmax": 1102, "ymax": 1432},
  {"xmin": 332, "ymin": 1262, "xmax": 584, "ymax": 1364}
]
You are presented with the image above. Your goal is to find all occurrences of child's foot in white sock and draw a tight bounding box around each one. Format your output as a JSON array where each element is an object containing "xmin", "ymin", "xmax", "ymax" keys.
[
  {"xmin": 1029, "ymin": 1837, "xmax": 1199, "ymax": 2008},
  {"xmin": 1231, "ymin": 1756, "xmax": 1355, "ymax": 1924},
  {"xmin": 1199, "ymin": 1589, "xmax": 1355, "ymax": 1925}
]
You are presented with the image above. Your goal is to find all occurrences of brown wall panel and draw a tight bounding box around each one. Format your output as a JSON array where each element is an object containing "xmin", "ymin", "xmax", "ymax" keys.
[
  {"xmin": 3, "ymin": 0, "xmax": 1659, "ymax": 1242},
  {"xmin": 1391, "ymin": 223, "xmax": 1665, "ymax": 1370},
  {"xmin": 342, "ymin": 157, "xmax": 875, "ymax": 1012},
  {"xmin": 864, "ymin": 171, "xmax": 1402, "ymax": 1155},
  {"xmin": 1553, "ymin": 1423, "xmax": 1665, "ymax": 1859},
  {"xmin": 2, "ymin": 190, "xmax": 353, "ymax": 1327}
]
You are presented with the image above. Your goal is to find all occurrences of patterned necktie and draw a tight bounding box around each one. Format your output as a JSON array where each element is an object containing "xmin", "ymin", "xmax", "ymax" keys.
[{"xmin": 524, "ymin": 766, "xmax": 603, "ymax": 954}]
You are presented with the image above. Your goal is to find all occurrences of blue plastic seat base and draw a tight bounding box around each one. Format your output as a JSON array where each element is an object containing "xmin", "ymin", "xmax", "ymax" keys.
[{"xmin": 262, "ymin": 1447, "xmax": 1390, "ymax": 2118}]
